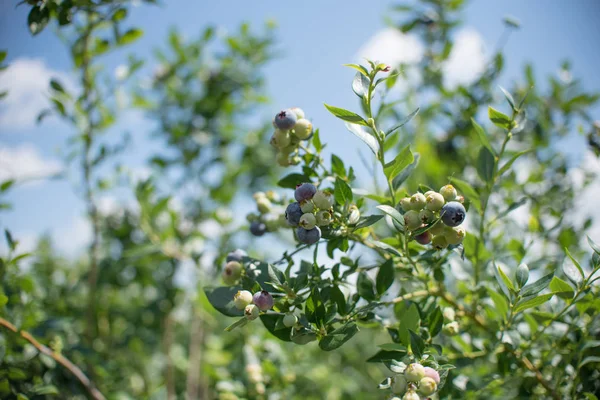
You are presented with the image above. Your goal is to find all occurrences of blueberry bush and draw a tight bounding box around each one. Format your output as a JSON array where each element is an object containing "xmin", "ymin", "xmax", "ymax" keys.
[{"xmin": 1, "ymin": 0, "xmax": 600, "ymax": 399}]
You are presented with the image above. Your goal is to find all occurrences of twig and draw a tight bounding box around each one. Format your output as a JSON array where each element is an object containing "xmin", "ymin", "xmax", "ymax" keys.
[{"xmin": 0, "ymin": 317, "xmax": 106, "ymax": 400}]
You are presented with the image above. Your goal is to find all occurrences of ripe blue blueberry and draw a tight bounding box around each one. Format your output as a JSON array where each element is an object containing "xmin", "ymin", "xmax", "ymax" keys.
[
  {"xmin": 294, "ymin": 183, "xmax": 317, "ymax": 202},
  {"xmin": 253, "ymin": 290, "xmax": 274, "ymax": 311},
  {"xmin": 296, "ymin": 226, "xmax": 321, "ymax": 245},
  {"xmin": 285, "ymin": 202, "xmax": 303, "ymax": 226},
  {"xmin": 226, "ymin": 249, "xmax": 247, "ymax": 262},
  {"xmin": 441, "ymin": 201, "xmax": 466, "ymax": 227},
  {"xmin": 273, "ymin": 109, "xmax": 297, "ymax": 130},
  {"xmin": 250, "ymin": 221, "xmax": 267, "ymax": 236}
]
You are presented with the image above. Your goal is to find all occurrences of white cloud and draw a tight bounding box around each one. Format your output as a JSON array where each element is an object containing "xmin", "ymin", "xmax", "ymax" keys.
[
  {"xmin": 442, "ymin": 28, "xmax": 487, "ymax": 89},
  {"xmin": 0, "ymin": 143, "xmax": 62, "ymax": 183},
  {"xmin": 0, "ymin": 58, "xmax": 74, "ymax": 130},
  {"xmin": 357, "ymin": 28, "xmax": 424, "ymax": 67},
  {"xmin": 54, "ymin": 216, "xmax": 92, "ymax": 256}
]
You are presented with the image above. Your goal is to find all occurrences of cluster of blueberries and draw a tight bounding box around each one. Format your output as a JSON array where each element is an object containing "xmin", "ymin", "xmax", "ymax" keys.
[
  {"xmin": 270, "ymin": 107, "xmax": 313, "ymax": 167},
  {"xmin": 247, "ymin": 191, "xmax": 288, "ymax": 237},
  {"xmin": 400, "ymin": 185, "xmax": 467, "ymax": 250},
  {"xmin": 284, "ymin": 183, "xmax": 335, "ymax": 245},
  {"xmin": 390, "ymin": 363, "xmax": 441, "ymax": 400}
]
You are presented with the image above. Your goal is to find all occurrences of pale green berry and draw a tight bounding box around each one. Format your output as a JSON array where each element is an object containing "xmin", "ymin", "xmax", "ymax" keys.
[
  {"xmin": 299, "ymin": 213, "xmax": 317, "ymax": 230},
  {"xmin": 283, "ymin": 313, "xmax": 298, "ymax": 327},
  {"xmin": 273, "ymin": 129, "xmax": 291, "ymax": 147},
  {"xmin": 404, "ymin": 210, "xmax": 422, "ymax": 231},
  {"xmin": 424, "ymin": 190, "xmax": 436, "ymax": 198},
  {"xmin": 419, "ymin": 209, "xmax": 435, "ymax": 224},
  {"xmin": 444, "ymin": 225, "xmax": 466, "ymax": 245},
  {"xmin": 392, "ymin": 375, "xmax": 407, "ymax": 394},
  {"xmin": 253, "ymin": 192, "xmax": 267, "ymax": 200},
  {"xmin": 431, "ymin": 235, "xmax": 448, "ymax": 250},
  {"xmin": 264, "ymin": 214, "xmax": 280, "ymax": 232},
  {"xmin": 426, "ymin": 192, "xmax": 445, "ymax": 212},
  {"xmin": 440, "ymin": 184, "xmax": 457, "ymax": 201},
  {"xmin": 429, "ymin": 220, "xmax": 445, "ymax": 235},
  {"xmin": 279, "ymin": 144, "xmax": 298, "ymax": 155},
  {"xmin": 404, "ymin": 363, "xmax": 425, "ymax": 382},
  {"xmin": 313, "ymin": 190, "xmax": 333, "ymax": 210},
  {"xmin": 293, "ymin": 118, "xmax": 313, "ymax": 139},
  {"xmin": 276, "ymin": 152, "xmax": 291, "ymax": 166},
  {"xmin": 256, "ymin": 197, "xmax": 272, "ymax": 213},
  {"xmin": 300, "ymin": 200, "xmax": 315, "ymax": 213},
  {"xmin": 410, "ymin": 193, "xmax": 427, "ymax": 210},
  {"xmin": 222, "ymin": 261, "xmax": 242, "ymax": 285},
  {"xmin": 233, "ymin": 290, "xmax": 253, "ymax": 310},
  {"xmin": 400, "ymin": 197, "xmax": 413, "ymax": 212},
  {"xmin": 418, "ymin": 377, "xmax": 437, "ymax": 396},
  {"xmin": 402, "ymin": 391, "xmax": 420, "ymax": 400},
  {"xmin": 443, "ymin": 321, "xmax": 459, "ymax": 335},
  {"xmin": 290, "ymin": 107, "xmax": 305, "ymax": 119},
  {"xmin": 265, "ymin": 190, "xmax": 280, "ymax": 202},
  {"xmin": 316, "ymin": 210, "xmax": 333, "ymax": 226},
  {"xmin": 443, "ymin": 307, "xmax": 455, "ymax": 322},
  {"xmin": 244, "ymin": 304, "xmax": 259, "ymax": 320}
]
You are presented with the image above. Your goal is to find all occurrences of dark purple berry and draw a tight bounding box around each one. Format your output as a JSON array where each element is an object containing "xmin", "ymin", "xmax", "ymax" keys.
[
  {"xmin": 273, "ymin": 109, "xmax": 297, "ymax": 130},
  {"xmin": 253, "ymin": 290, "xmax": 274, "ymax": 311},
  {"xmin": 441, "ymin": 201, "xmax": 466, "ymax": 227},
  {"xmin": 250, "ymin": 221, "xmax": 267, "ymax": 236},
  {"xmin": 285, "ymin": 202, "xmax": 303, "ymax": 227},
  {"xmin": 296, "ymin": 226, "xmax": 321, "ymax": 245},
  {"xmin": 294, "ymin": 183, "xmax": 317, "ymax": 202}
]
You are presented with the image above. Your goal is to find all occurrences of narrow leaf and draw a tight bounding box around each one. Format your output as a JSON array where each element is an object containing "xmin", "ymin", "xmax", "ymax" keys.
[
  {"xmin": 385, "ymin": 108, "xmax": 420, "ymax": 136},
  {"xmin": 345, "ymin": 122, "xmax": 378, "ymax": 155},
  {"xmin": 514, "ymin": 293, "xmax": 554, "ymax": 313},
  {"xmin": 334, "ymin": 178, "xmax": 353, "ymax": 205},
  {"xmin": 471, "ymin": 118, "xmax": 495, "ymax": 155},
  {"xmin": 448, "ymin": 177, "xmax": 481, "ymax": 212},
  {"xmin": 376, "ymin": 205, "xmax": 404, "ymax": 227},
  {"xmin": 409, "ymin": 330, "xmax": 424, "ymax": 359},
  {"xmin": 325, "ymin": 103, "xmax": 367, "ymax": 125},
  {"xmin": 498, "ymin": 149, "xmax": 533, "ymax": 176},
  {"xmin": 520, "ymin": 272, "xmax": 554, "ymax": 297},
  {"xmin": 488, "ymin": 106, "xmax": 512, "ymax": 129}
]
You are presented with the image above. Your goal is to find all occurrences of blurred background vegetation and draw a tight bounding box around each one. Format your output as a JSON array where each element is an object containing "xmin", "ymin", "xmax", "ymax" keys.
[{"xmin": 1, "ymin": 0, "xmax": 599, "ymax": 399}]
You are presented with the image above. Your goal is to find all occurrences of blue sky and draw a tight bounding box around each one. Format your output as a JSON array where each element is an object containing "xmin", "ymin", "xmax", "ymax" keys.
[{"xmin": 1, "ymin": 0, "xmax": 599, "ymax": 256}]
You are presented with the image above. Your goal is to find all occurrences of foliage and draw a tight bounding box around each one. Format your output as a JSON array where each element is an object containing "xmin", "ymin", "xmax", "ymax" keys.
[{"xmin": 1, "ymin": 0, "xmax": 600, "ymax": 399}]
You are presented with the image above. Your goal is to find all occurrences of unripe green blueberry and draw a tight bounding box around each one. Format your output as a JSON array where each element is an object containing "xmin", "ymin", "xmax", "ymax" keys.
[
  {"xmin": 316, "ymin": 210, "xmax": 332, "ymax": 226},
  {"xmin": 265, "ymin": 190, "xmax": 280, "ymax": 202},
  {"xmin": 233, "ymin": 290, "xmax": 253, "ymax": 310},
  {"xmin": 299, "ymin": 213, "xmax": 317, "ymax": 230},
  {"xmin": 256, "ymin": 197, "xmax": 272, "ymax": 213},
  {"xmin": 424, "ymin": 190, "xmax": 436, "ymax": 198},
  {"xmin": 293, "ymin": 118, "xmax": 313, "ymax": 139},
  {"xmin": 348, "ymin": 205, "xmax": 361, "ymax": 225},
  {"xmin": 271, "ymin": 129, "xmax": 291, "ymax": 148},
  {"xmin": 404, "ymin": 210, "xmax": 422, "ymax": 231},
  {"xmin": 244, "ymin": 304, "xmax": 259, "ymax": 320},
  {"xmin": 423, "ymin": 367, "xmax": 440, "ymax": 384},
  {"xmin": 313, "ymin": 190, "xmax": 333, "ymax": 210},
  {"xmin": 404, "ymin": 363, "xmax": 425, "ymax": 382},
  {"xmin": 400, "ymin": 197, "xmax": 413, "ymax": 212},
  {"xmin": 392, "ymin": 375, "xmax": 407, "ymax": 394},
  {"xmin": 419, "ymin": 209, "xmax": 435, "ymax": 224},
  {"xmin": 402, "ymin": 390, "xmax": 421, "ymax": 400},
  {"xmin": 429, "ymin": 221, "xmax": 445, "ymax": 236},
  {"xmin": 300, "ymin": 200, "xmax": 315, "ymax": 213},
  {"xmin": 443, "ymin": 307, "xmax": 455, "ymax": 322},
  {"xmin": 253, "ymin": 192, "xmax": 267, "ymax": 200},
  {"xmin": 264, "ymin": 214, "xmax": 280, "ymax": 232},
  {"xmin": 431, "ymin": 235, "xmax": 448, "ymax": 250},
  {"xmin": 426, "ymin": 192, "xmax": 445, "ymax": 212},
  {"xmin": 439, "ymin": 184, "xmax": 458, "ymax": 201},
  {"xmin": 283, "ymin": 313, "xmax": 298, "ymax": 327},
  {"xmin": 444, "ymin": 226, "xmax": 466, "ymax": 245},
  {"xmin": 290, "ymin": 107, "xmax": 305, "ymax": 119},
  {"xmin": 276, "ymin": 152, "xmax": 291, "ymax": 166},
  {"xmin": 222, "ymin": 261, "xmax": 242, "ymax": 285},
  {"xmin": 410, "ymin": 193, "xmax": 427, "ymax": 210},
  {"xmin": 443, "ymin": 321, "xmax": 460, "ymax": 336},
  {"xmin": 418, "ymin": 377, "xmax": 437, "ymax": 396},
  {"xmin": 279, "ymin": 143, "xmax": 298, "ymax": 155}
]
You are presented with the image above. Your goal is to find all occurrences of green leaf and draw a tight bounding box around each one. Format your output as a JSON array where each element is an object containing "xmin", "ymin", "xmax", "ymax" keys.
[
  {"xmin": 319, "ymin": 323, "xmax": 359, "ymax": 351},
  {"xmin": 343, "ymin": 63, "xmax": 368, "ymax": 76},
  {"xmin": 471, "ymin": 118, "xmax": 495, "ymax": 155},
  {"xmin": 334, "ymin": 178, "xmax": 353, "ymax": 205},
  {"xmin": 476, "ymin": 146, "xmax": 495, "ymax": 183},
  {"xmin": 376, "ymin": 259, "xmax": 395, "ymax": 295},
  {"xmin": 277, "ymin": 173, "xmax": 310, "ymax": 189},
  {"xmin": 409, "ymin": 330, "xmax": 424, "ymax": 359},
  {"xmin": 385, "ymin": 108, "xmax": 420, "ymax": 136},
  {"xmin": 0, "ymin": 294, "xmax": 8, "ymax": 308},
  {"xmin": 357, "ymin": 272, "xmax": 376, "ymax": 301},
  {"xmin": 28, "ymin": 6, "xmax": 50, "ymax": 35},
  {"xmin": 564, "ymin": 247, "xmax": 584, "ymax": 284},
  {"xmin": 579, "ymin": 356, "xmax": 600, "ymax": 368},
  {"xmin": 366, "ymin": 350, "xmax": 406, "ymax": 363},
  {"xmin": 112, "ymin": 8, "xmax": 127, "ymax": 22},
  {"xmin": 370, "ymin": 240, "xmax": 402, "ymax": 257},
  {"xmin": 306, "ymin": 288, "xmax": 326, "ymax": 325},
  {"xmin": 521, "ymin": 272, "xmax": 554, "ymax": 297},
  {"xmin": 448, "ymin": 177, "xmax": 481, "ymax": 212},
  {"xmin": 352, "ymin": 71, "xmax": 370, "ymax": 98},
  {"xmin": 514, "ymin": 293, "xmax": 554, "ymax": 313},
  {"xmin": 4, "ymin": 229, "xmax": 15, "ymax": 251},
  {"xmin": 203, "ymin": 286, "xmax": 244, "ymax": 317},
  {"xmin": 50, "ymin": 79, "xmax": 65, "ymax": 93},
  {"xmin": 499, "ymin": 86, "xmax": 516, "ymax": 111},
  {"xmin": 487, "ymin": 287, "xmax": 508, "ymax": 320},
  {"xmin": 549, "ymin": 276, "xmax": 574, "ymax": 299},
  {"xmin": 488, "ymin": 106, "xmax": 512, "ymax": 129},
  {"xmin": 312, "ymin": 129, "xmax": 322, "ymax": 152},
  {"xmin": 345, "ymin": 122, "xmax": 378, "ymax": 155},
  {"xmin": 331, "ymin": 285, "xmax": 347, "ymax": 316},
  {"xmin": 498, "ymin": 149, "xmax": 533, "ymax": 176},
  {"xmin": 396, "ymin": 303, "xmax": 420, "ymax": 346},
  {"xmin": 588, "ymin": 236, "xmax": 600, "ymax": 255},
  {"xmin": 392, "ymin": 153, "xmax": 419, "ymax": 190},
  {"xmin": 376, "ymin": 205, "xmax": 404, "ymax": 227},
  {"xmin": 0, "ymin": 51, "xmax": 6, "ymax": 64},
  {"xmin": 324, "ymin": 103, "xmax": 367, "ymax": 125},
  {"xmin": 260, "ymin": 314, "xmax": 292, "ymax": 342},
  {"xmin": 384, "ymin": 146, "xmax": 414, "ymax": 183},
  {"xmin": 428, "ymin": 307, "xmax": 443, "ymax": 337},
  {"xmin": 224, "ymin": 317, "xmax": 249, "ymax": 332},
  {"xmin": 0, "ymin": 180, "xmax": 14, "ymax": 192},
  {"xmin": 119, "ymin": 28, "xmax": 144, "ymax": 46},
  {"xmin": 494, "ymin": 263, "xmax": 515, "ymax": 298},
  {"xmin": 353, "ymin": 215, "xmax": 384, "ymax": 229}
]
